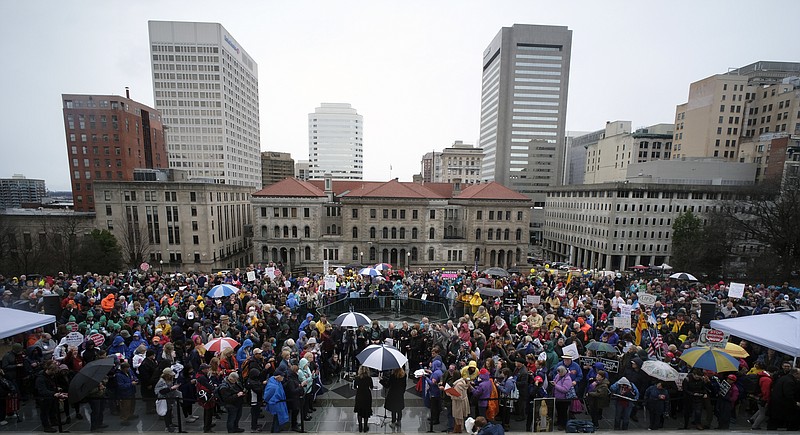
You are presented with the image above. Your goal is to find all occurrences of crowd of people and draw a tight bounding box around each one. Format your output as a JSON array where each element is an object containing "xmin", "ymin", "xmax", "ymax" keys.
[{"xmin": 0, "ymin": 264, "xmax": 798, "ymax": 433}]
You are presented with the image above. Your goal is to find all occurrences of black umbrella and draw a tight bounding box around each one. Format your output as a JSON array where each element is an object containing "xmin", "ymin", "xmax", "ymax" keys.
[
  {"xmin": 482, "ymin": 267, "xmax": 509, "ymax": 277},
  {"xmin": 69, "ymin": 356, "xmax": 116, "ymax": 404},
  {"xmin": 477, "ymin": 287, "xmax": 504, "ymax": 297}
]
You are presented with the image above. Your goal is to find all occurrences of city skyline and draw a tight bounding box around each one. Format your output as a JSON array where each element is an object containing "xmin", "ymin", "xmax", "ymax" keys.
[{"xmin": 1, "ymin": 0, "xmax": 798, "ymax": 191}]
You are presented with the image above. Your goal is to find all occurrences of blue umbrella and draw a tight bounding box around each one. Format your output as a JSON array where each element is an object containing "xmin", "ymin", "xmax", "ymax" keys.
[
  {"xmin": 358, "ymin": 267, "xmax": 381, "ymax": 277},
  {"xmin": 207, "ymin": 284, "xmax": 238, "ymax": 298}
]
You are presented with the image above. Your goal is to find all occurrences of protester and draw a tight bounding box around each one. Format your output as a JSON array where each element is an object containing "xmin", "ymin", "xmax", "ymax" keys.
[
  {"xmin": 353, "ymin": 366, "xmax": 373, "ymax": 433},
  {"xmin": 381, "ymin": 367, "xmax": 407, "ymax": 429},
  {"xmin": 218, "ymin": 372, "xmax": 246, "ymax": 433},
  {"xmin": 262, "ymin": 369, "xmax": 288, "ymax": 433},
  {"xmin": 156, "ymin": 367, "xmax": 182, "ymax": 433}
]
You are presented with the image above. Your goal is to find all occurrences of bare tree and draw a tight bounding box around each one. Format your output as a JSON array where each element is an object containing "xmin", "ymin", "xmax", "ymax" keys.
[
  {"xmin": 117, "ymin": 219, "xmax": 150, "ymax": 268},
  {"xmin": 719, "ymin": 177, "xmax": 800, "ymax": 282}
]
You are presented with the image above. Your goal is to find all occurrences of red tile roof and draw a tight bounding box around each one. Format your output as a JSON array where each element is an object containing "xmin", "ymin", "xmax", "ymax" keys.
[
  {"xmin": 455, "ymin": 182, "xmax": 531, "ymax": 200},
  {"xmin": 258, "ymin": 178, "xmax": 530, "ymax": 201},
  {"xmin": 342, "ymin": 179, "xmax": 447, "ymax": 199},
  {"xmin": 252, "ymin": 178, "xmax": 326, "ymax": 197}
]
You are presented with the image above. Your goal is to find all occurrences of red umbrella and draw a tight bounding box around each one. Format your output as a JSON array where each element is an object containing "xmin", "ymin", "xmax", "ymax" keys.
[
  {"xmin": 628, "ymin": 265, "xmax": 648, "ymax": 270},
  {"xmin": 205, "ymin": 337, "xmax": 239, "ymax": 353}
]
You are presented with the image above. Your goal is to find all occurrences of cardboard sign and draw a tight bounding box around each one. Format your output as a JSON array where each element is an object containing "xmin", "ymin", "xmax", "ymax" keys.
[
  {"xmin": 698, "ymin": 327, "xmax": 729, "ymax": 348},
  {"xmin": 64, "ymin": 331, "xmax": 84, "ymax": 347},
  {"xmin": 728, "ymin": 282, "xmax": 745, "ymax": 299},
  {"xmin": 614, "ymin": 315, "xmax": 631, "ymax": 330},
  {"xmin": 619, "ymin": 304, "xmax": 632, "ymax": 317},
  {"xmin": 638, "ymin": 293, "xmax": 657, "ymax": 306},
  {"xmin": 65, "ymin": 322, "xmax": 78, "ymax": 332},
  {"xmin": 580, "ymin": 356, "xmax": 619, "ymax": 373},
  {"xmin": 324, "ymin": 275, "xmax": 338, "ymax": 291},
  {"xmin": 532, "ymin": 295, "xmax": 541, "ymax": 305},
  {"xmin": 526, "ymin": 295, "xmax": 535, "ymax": 305},
  {"xmin": 265, "ymin": 267, "xmax": 276, "ymax": 279},
  {"xmin": 246, "ymin": 271, "xmax": 256, "ymax": 282},
  {"xmin": 441, "ymin": 271, "xmax": 458, "ymax": 279}
]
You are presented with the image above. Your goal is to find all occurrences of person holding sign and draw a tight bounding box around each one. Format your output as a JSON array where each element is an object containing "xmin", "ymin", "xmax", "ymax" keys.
[{"xmin": 609, "ymin": 377, "xmax": 639, "ymax": 430}]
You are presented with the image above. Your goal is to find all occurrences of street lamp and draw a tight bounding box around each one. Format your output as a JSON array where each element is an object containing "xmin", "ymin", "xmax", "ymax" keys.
[
  {"xmin": 406, "ymin": 251, "xmax": 411, "ymax": 271},
  {"xmin": 159, "ymin": 259, "xmax": 163, "ymax": 274},
  {"xmin": 360, "ymin": 251, "xmax": 363, "ymax": 265}
]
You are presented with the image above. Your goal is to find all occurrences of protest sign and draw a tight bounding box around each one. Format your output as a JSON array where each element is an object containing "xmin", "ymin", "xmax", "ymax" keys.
[
  {"xmin": 265, "ymin": 267, "xmax": 276, "ymax": 279},
  {"xmin": 638, "ymin": 293, "xmax": 657, "ymax": 306},
  {"xmin": 579, "ymin": 356, "xmax": 619, "ymax": 373},
  {"xmin": 698, "ymin": 327, "xmax": 729, "ymax": 348},
  {"xmin": 614, "ymin": 315, "xmax": 631, "ymax": 330},
  {"xmin": 562, "ymin": 343, "xmax": 579, "ymax": 359},
  {"xmin": 246, "ymin": 271, "xmax": 256, "ymax": 282},
  {"xmin": 728, "ymin": 282, "xmax": 745, "ymax": 299},
  {"xmin": 64, "ymin": 331, "xmax": 84, "ymax": 347},
  {"xmin": 324, "ymin": 275, "xmax": 338, "ymax": 291}
]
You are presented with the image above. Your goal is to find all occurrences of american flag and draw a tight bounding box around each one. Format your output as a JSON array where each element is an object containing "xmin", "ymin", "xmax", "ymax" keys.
[{"xmin": 648, "ymin": 331, "xmax": 663, "ymax": 358}]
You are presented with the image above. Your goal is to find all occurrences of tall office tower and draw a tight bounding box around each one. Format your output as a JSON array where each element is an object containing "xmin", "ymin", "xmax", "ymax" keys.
[
  {"xmin": 148, "ymin": 21, "xmax": 261, "ymax": 187},
  {"xmin": 479, "ymin": 24, "xmax": 572, "ymax": 195},
  {"xmin": 672, "ymin": 61, "xmax": 800, "ymax": 161},
  {"xmin": 260, "ymin": 151, "xmax": 295, "ymax": 187},
  {"xmin": 62, "ymin": 93, "xmax": 167, "ymax": 212},
  {"xmin": 308, "ymin": 103, "xmax": 363, "ymax": 180}
]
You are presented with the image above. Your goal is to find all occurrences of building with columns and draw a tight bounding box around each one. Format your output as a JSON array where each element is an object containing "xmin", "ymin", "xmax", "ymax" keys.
[{"xmin": 252, "ymin": 176, "xmax": 531, "ymax": 271}]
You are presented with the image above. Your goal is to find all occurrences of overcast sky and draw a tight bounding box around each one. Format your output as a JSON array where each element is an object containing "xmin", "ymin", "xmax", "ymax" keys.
[{"xmin": 1, "ymin": 0, "xmax": 798, "ymax": 191}]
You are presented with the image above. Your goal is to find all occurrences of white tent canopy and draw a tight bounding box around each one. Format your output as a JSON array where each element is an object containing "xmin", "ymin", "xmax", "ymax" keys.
[
  {"xmin": 0, "ymin": 308, "xmax": 56, "ymax": 340},
  {"xmin": 710, "ymin": 311, "xmax": 800, "ymax": 359}
]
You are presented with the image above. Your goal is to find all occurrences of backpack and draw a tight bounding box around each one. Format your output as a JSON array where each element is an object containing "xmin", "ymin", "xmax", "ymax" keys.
[
  {"xmin": 566, "ymin": 419, "xmax": 595, "ymax": 433},
  {"xmin": 213, "ymin": 382, "xmax": 225, "ymax": 402}
]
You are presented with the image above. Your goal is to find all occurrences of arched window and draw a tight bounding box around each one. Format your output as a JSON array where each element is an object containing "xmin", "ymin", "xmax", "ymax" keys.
[
  {"xmin": 352, "ymin": 227, "xmax": 358, "ymax": 238},
  {"xmin": 411, "ymin": 247, "xmax": 418, "ymax": 261},
  {"xmin": 261, "ymin": 245, "xmax": 268, "ymax": 260},
  {"xmin": 369, "ymin": 247, "xmax": 376, "ymax": 261},
  {"xmin": 428, "ymin": 248, "xmax": 434, "ymax": 261},
  {"xmin": 487, "ymin": 229, "xmax": 493, "ymax": 240},
  {"xmin": 399, "ymin": 228, "xmax": 406, "ymax": 239},
  {"xmin": 330, "ymin": 224, "xmax": 338, "ymax": 235},
  {"xmin": 304, "ymin": 226, "xmax": 310, "ymax": 238},
  {"xmin": 261, "ymin": 225, "xmax": 268, "ymax": 238},
  {"xmin": 412, "ymin": 227, "xmax": 418, "ymax": 239},
  {"xmin": 474, "ymin": 248, "xmax": 481, "ymax": 263},
  {"xmin": 370, "ymin": 227, "xmax": 376, "ymax": 238},
  {"xmin": 504, "ymin": 229, "xmax": 509, "ymax": 240},
  {"xmin": 476, "ymin": 228, "xmax": 481, "ymax": 240},
  {"xmin": 292, "ymin": 226, "xmax": 298, "ymax": 238},
  {"xmin": 272, "ymin": 247, "xmax": 278, "ymax": 260},
  {"xmin": 283, "ymin": 226, "xmax": 289, "ymax": 238},
  {"xmin": 352, "ymin": 247, "xmax": 359, "ymax": 260},
  {"xmin": 429, "ymin": 227, "xmax": 435, "ymax": 240},
  {"xmin": 391, "ymin": 227, "xmax": 397, "ymax": 239},
  {"xmin": 382, "ymin": 227, "xmax": 388, "ymax": 239},
  {"xmin": 516, "ymin": 228, "xmax": 522, "ymax": 241},
  {"xmin": 273, "ymin": 226, "xmax": 280, "ymax": 238},
  {"xmin": 304, "ymin": 246, "xmax": 311, "ymax": 260}
]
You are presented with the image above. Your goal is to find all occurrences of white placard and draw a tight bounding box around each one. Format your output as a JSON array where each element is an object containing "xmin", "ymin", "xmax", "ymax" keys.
[
  {"xmin": 246, "ymin": 271, "xmax": 256, "ymax": 282},
  {"xmin": 614, "ymin": 315, "xmax": 632, "ymax": 330},
  {"xmin": 335, "ymin": 267, "xmax": 344, "ymax": 276},
  {"xmin": 324, "ymin": 275, "xmax": 338, "ymax": 290},
  {"xmin": 265, "ymin": 267, "xmax": 276, "ymax": 279},
  {"xmin": 526, "ymin": 295, "xmax": 535, "ymax": 305},
  {"xmin": 64, "ymin": 331, "xmax": 85, "ymax": 347},
  {"xmin": 728, "ymin": 282, "xmax": 745, "ymax": 299},
  {"xmin": 675, "ymin": 373, "xmax": 688, "ymax": 391},
  {"xmin": 619, "ymin": 304, "xmax": 632, "ymax": 317},
  {"xmin": 532, "ymin": 295, "xmax": 541, "ymax": 305},
  {"xmin": 638, "ymin": 293, "xmax": 657, "ymax": 306}
]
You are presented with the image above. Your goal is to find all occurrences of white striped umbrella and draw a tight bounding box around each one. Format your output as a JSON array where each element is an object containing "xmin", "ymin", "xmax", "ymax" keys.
[
  {"xmin": 207, "ymin": 284, "xmax": 238, "ymax": 298},
  {"xmin": 204, "ymin": 337, "xmax": 239, "ymax": 353},
  {"xmin": 356, "ymin": 344, "xmax": 408, "ymax": 371},
  {"xmin": 359, "ymin": 267, "xmax": 381, "ymax": 277},
  {"xmin": 333, "ymin": 312, "xmax": 372, "ymax": 328}
]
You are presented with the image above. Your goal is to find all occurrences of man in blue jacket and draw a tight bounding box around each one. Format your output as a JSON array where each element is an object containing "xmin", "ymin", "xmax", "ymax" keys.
[{"xmin": 115, "ymin": 362, "xmax": 138, "ymax": 425}]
